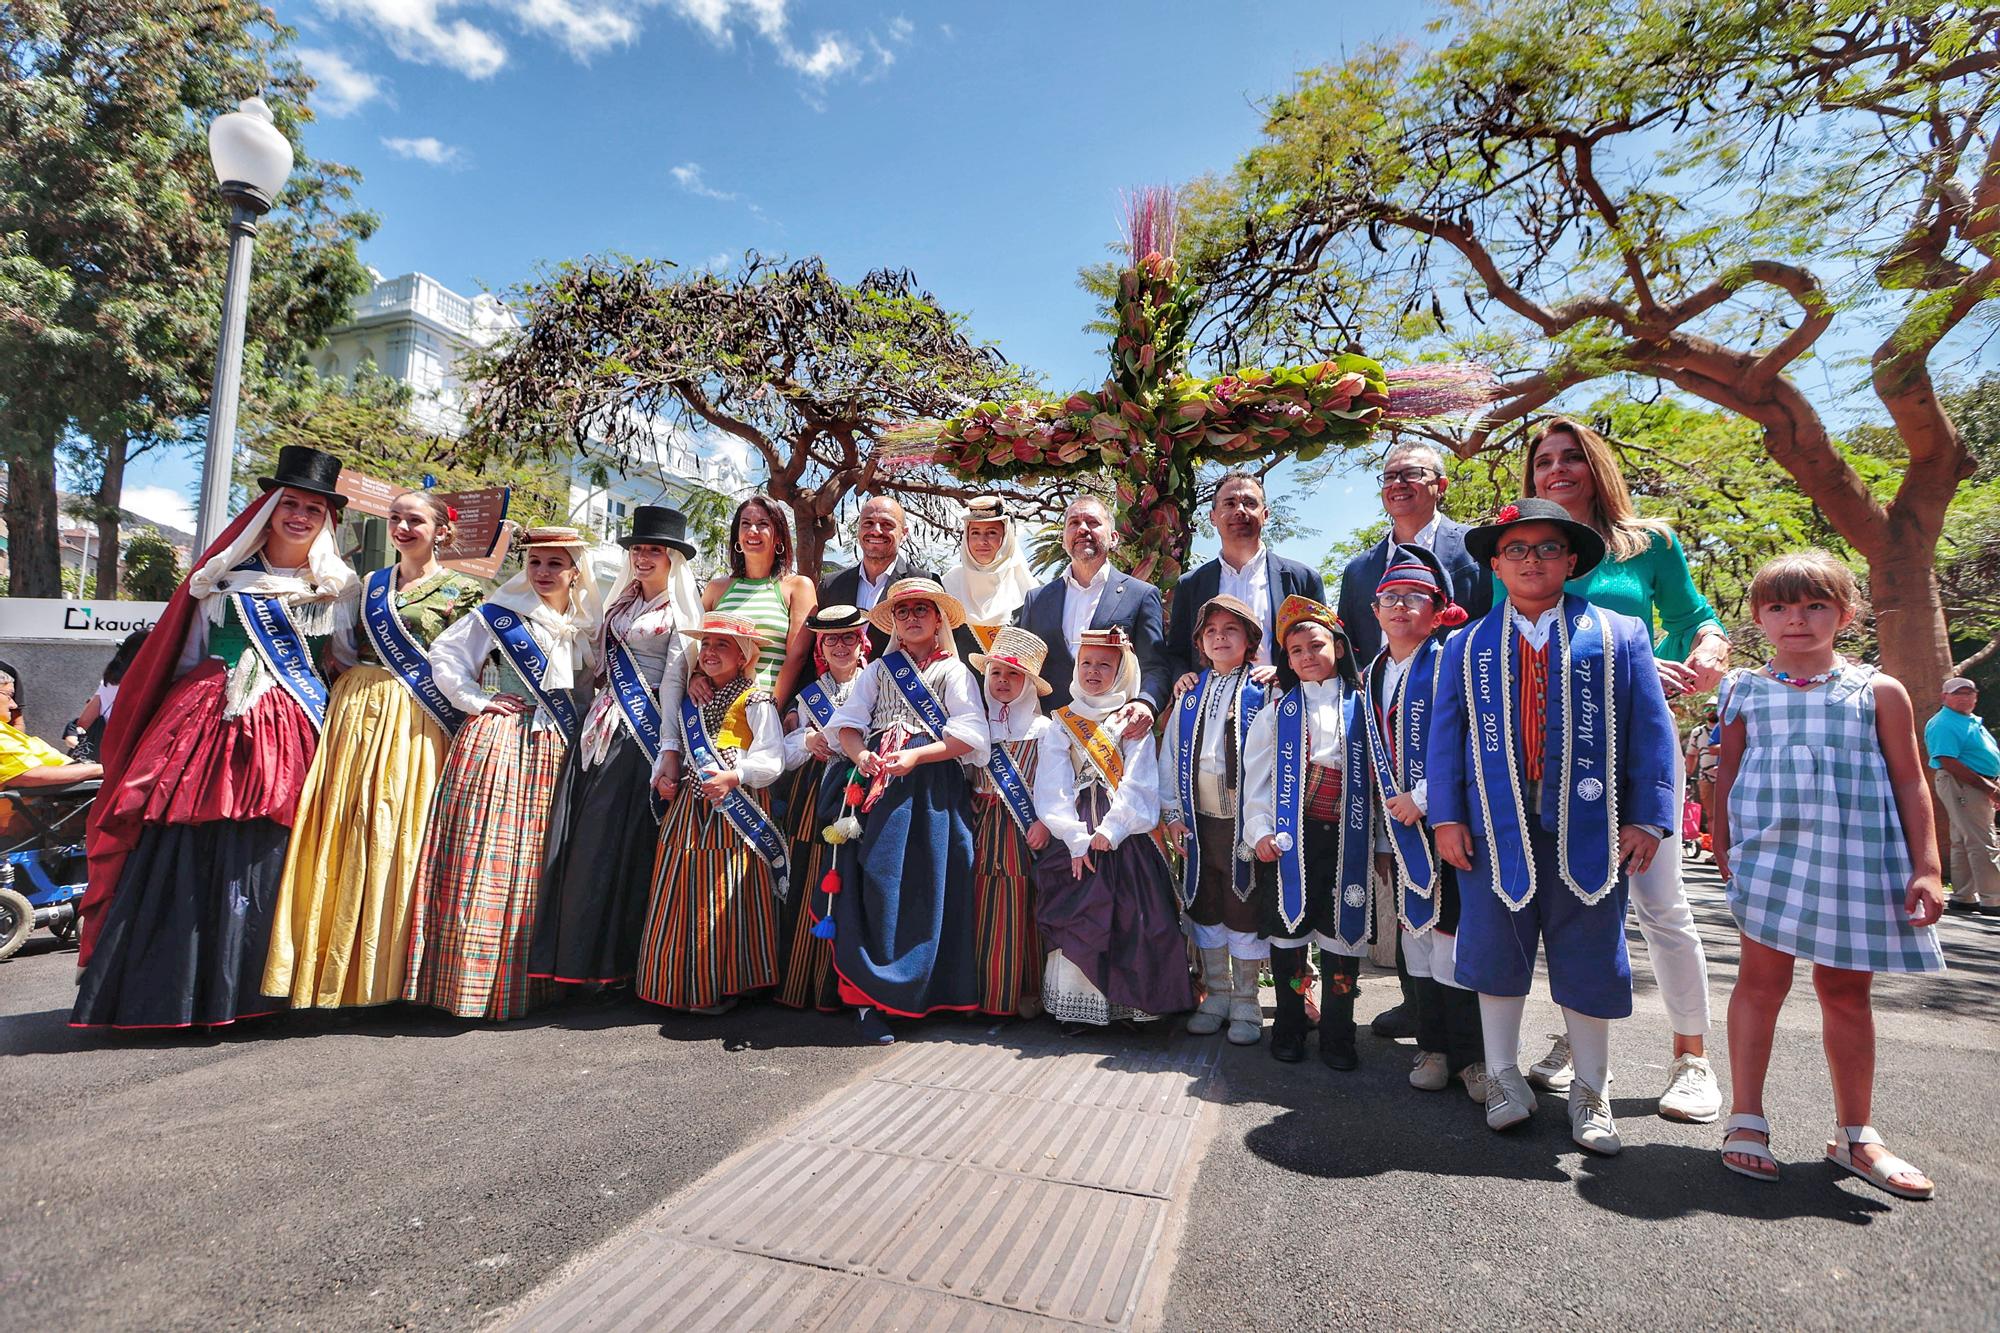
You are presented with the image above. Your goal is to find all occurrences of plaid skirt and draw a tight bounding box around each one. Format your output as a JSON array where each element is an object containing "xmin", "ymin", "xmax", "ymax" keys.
[
  {"xmin": 636, "ymin": 784, "xmax": 779, "ymax": 1010},
  {"xmin": 972, "ymin": 792, "xmax": 1041, "ymax": 1017},
  {"xmin": 402, "ymin": 711, "xmax": 565, "ymax": 1020}
]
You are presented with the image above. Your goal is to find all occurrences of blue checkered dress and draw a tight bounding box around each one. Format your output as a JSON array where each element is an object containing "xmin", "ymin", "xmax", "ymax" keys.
[{"xmin": 1720, "ymin": 665, "xmax": 1944, "ymax": 972}]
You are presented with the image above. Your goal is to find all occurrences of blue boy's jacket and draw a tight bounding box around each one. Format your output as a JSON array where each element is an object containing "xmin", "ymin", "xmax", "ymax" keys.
[{"xmin": 1426, "ymin": 594, "xmax": 1678, "ymax": 843}]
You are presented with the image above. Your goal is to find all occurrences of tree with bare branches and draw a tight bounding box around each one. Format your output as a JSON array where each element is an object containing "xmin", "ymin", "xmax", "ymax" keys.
[
  {"xmin": 462, "ymin": 254, "xmax": 1044, "ymax": 580},
  {"xmin": 1185, "ymin": 0, "xmax": 1999, "ymax": 707}
]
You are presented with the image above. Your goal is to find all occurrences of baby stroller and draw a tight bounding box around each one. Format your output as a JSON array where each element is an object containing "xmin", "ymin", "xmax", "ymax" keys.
[{"xmin": 0, "ymin": 778, "xmax": 99, "ymax": 960}]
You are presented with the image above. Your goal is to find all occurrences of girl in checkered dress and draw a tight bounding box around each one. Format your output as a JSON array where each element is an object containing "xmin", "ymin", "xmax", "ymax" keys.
[{"xmin": 1715, "ymin": 552, "xmax": 1944, "ymax": 1200}]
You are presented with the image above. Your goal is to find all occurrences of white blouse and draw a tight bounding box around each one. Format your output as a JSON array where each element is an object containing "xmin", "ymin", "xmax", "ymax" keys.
[
  {"xmin": 1033, "ymin": 717, "xmax": 1161, "ymax": 857},
  {"xmin": 1241, "ymin": 677, "xmax": 1355, "ymax": 847},
  {"xmin": 580, "ymin": 588, "xmax": 688, "ymax": 768},
  {"xmin": 430, "ymin": 607, "xmax": 595, "ymax": 735},
  {"xmin": 781, "ymin": 669, "xmax": 862, "ymax": 773},
  {"xmin": 827, "ymin": 654, "xmax": 990, "ymax": 767}
]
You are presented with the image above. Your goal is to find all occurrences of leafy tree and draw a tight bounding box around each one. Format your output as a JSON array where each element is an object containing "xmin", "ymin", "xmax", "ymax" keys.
[
  {"xmin": 1189, "ymin": 0, "xmax": 2000, "ymax": 709},
  {"xmin": 120, "ymin": 530, "xmax": 180, "ymax": 600},
  {"xmin": 0, "ymin": 0, "xmax": 376, "ymax": 596},
  {"xmin": 464, "ymin": 254, "xmax": 1046, "ymax": 579}
]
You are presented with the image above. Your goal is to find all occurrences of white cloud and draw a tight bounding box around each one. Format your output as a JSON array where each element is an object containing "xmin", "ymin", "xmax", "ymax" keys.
[
  {"xmin": 298, "ymin": 47, "xmax": 386, "ymax": 116},
  {"xmin": 670, "ymin": 162, "xmax": 736, "ymax": 201},
  {"xmin": 317, "ymin": 0, "xmax": 508, "ymax": 79},
  {"xmin": 887, "ymin": 15, "xmax": 913, "ymax": 42},
  {"xmin": 382, "ymin": 134, "xmax": 463, "ymax": 165},
  {"xmin": 782, "ymin": 33, "xmax": 859, "ymax": 80},
  {"xmin": 703, "ymin": 251, "xmax": 731, "ymax": 272},
  {"xmin": 121, "ymin": 486, "xmax": 196, "ymax": 534},
  {"xmin": 512, "ymin": 0, "xmax": 641, "ymax": 58},
  {"xmin": 666, "ymin": 0, "xmax": 870, "ymax": 85}
]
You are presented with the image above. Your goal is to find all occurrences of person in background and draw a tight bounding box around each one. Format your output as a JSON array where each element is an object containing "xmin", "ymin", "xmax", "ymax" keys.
[
  {"xmin": 0, "ymin": 661, "xmax": 102, "ymax": 790},
  {"xmin": 64, "ymin": 630, "xmax": 148, "ymax": 763},
  {"xmin": 701, "ymin": 495, "xmax": 817, "ymax": 704},
  {"xmin": 1925, "ymin": 677, "xmax": 2000, "ymax": 915},
  {"xmin": 1017, "ymin": 496, "xmax": 1168, "ymax": 733},
  {"xmin": 943, "ymin": 493, "xmax": 1038, "ymax": 657},
  {"xmin": 1164, "ymin": 472, "xmax": 1325, "ymax": 691},
  {"xmin": 819, "ymin": 495, "xmax": 935, "ymax": 660}
]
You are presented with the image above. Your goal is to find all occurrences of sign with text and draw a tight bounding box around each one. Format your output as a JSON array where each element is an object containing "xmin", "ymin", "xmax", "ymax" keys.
[
  {"xmin": 333, "ymin": 472, "xmax": 514, "ymax": 581},
  {"xmin": 0, "ymin": 599, "xmax": 168, "ymax": 643}
]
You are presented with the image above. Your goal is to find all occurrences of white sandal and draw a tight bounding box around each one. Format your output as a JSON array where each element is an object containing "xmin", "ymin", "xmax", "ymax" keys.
[
  {"xmin": 1826, "ymin": 1125, "xmax": 1933, "ymax": 1201},
  {"xmin": 1719, "ymin": 1113, "xmax": 1778, "ymax": 1182}
]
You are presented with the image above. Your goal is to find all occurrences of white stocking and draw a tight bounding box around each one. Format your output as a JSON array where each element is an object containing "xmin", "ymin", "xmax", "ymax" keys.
[
  {"xmin": 1562, "ymin": 1008, "xmax": 1612, "ymax": 1094},
  {"xmin": 1479, "ymin": 994, "xmax": 1527, "ymax": 1074}
]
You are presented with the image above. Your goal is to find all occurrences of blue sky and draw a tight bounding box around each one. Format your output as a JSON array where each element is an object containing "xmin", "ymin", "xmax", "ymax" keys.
[{"xmin": 123, "ymin": 0, "xmax": 1405, "ymax": 566}]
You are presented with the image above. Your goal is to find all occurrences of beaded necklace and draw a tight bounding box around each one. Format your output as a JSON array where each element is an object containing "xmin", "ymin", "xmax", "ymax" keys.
[{"xmin": 1763, "ymin": 657, "xmax": 1844, "ymax": 690}]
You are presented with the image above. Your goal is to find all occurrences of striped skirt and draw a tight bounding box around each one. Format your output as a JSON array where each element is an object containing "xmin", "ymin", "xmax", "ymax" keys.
[
  {"xmin": 972, "ymin": 794, "xmax": 1041, "ymax": 1017},
  {"xmin": 636, "ymin": 784, "xmax": 779, "ymax": 1010},
  {"xmin": 402, "ymin": 711, "xmax": 566, "ymax": 1021},
  {"xmin": 776, "ymin": 762, "xmax": 842, "ymax": 1012}
]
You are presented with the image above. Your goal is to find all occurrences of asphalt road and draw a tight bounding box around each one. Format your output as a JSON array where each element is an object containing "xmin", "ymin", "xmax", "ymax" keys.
[{"xmin": 4, "ymin": 859, "xmax": 1994, "ymax": 1331}]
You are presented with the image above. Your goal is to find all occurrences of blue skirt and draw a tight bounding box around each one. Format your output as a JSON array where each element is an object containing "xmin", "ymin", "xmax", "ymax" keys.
[{"xmin": 831, "ymin": 759, "xmax": 979, "ymax": 1017}]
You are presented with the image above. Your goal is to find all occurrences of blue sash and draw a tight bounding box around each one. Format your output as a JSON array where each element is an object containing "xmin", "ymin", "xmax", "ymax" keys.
[
  {"xmin": 234, "ymin": 567, "xmax": 329, "ymax": 729},
  {"xmin": 882, "ymin": 650, "xmax": 953, "ymax": 743},
  {"xmin": 984, "ymin": 737, "xmax": 1039, "ymax": 838},
  {"xmin": 1271, "ymin": 685, "xmax": 1374, "ymax": 946},
  {"xmin": 604, "ymin": 632, "xmax": 668, "ymax": 821},
  {"xmin": 1463, "ymin": 596, "xmax": 1619, "ymax": 910},
  {"xmin": 360, "ymin": 567, "xmax": 465, "ymax": 736},
  {"xmin": 679, "ymin": 693, "xmax": 790, "ymax": 897},
  {"xmin": 477, "ymin": 603, "xmax": 581, "ymax": 745},
  {"xmin": 797, "ymin": 678, "xmax": 837, "ymax": 730},
  {"xmin": 1174, "ymin": 668, "xmax": 1264, "ymax": 909},
  {"xmin": 1364, "ymin": 646, "xmax": 1440, "ymax": 932}
]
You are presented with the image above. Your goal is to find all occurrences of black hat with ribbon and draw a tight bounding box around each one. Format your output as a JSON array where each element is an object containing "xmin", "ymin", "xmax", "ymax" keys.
[{"xmin": 619, "ymin": 504, "xmax": 697, "ymax": 559}]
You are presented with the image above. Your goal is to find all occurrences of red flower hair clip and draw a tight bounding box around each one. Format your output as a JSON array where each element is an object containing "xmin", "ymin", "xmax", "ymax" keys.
[
  {"xmin": 1493, "ymin": 503, "xmax": 1520, "ymax": 524},
  {"xmin": 445, "ymin": 505, "xmax": 460, "ymax": 522}
]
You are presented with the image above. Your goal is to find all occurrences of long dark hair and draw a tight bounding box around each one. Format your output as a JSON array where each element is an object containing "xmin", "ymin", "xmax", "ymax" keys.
[
  {"xmin": 102, "ymin": 630, "xmax": 149, "ymax": 685},
  {"xmin": 727, "ymin": 495, "xmax": 793, "ymax": 578}
]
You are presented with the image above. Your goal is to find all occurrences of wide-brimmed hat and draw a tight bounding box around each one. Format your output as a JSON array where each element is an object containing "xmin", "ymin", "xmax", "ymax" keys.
[
  {"xmin": 682, "ymin": 611, "xmax": 773, "ymax": 658},
  {"xmin": 1193, "ymin": 593, "xmax": 1264, "ymax": 662},
  {"xmin": 807, "ymin": 604, "xmax": 868, "ymax": 636},
  {"xmin": 1464, "ymin": 497, "xmax": 1605, "ymax": 577},
  {"xmin": 1075, "ymin": 626, "xmax": 1142, "ymax": 701},
  {"xmin": 619, "ymin": 504, "xmax": 697, "ymax": 558},
  {"xmin": 867, "ymin": 577, "xmax": 967, "ymax": 633},
  {"xmin": 970, "ymin": 625, "xmax": 1054, "ymax": 697},
  {"xmin": 257, "ymin": 445, "xmax": 347, "ymax": 509}
]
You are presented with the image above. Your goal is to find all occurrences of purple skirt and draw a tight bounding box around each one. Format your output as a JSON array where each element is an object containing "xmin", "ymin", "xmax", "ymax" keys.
[{"xmin": 1032, "ymin": 786, "xmax": 1195, "ymax": 1017}]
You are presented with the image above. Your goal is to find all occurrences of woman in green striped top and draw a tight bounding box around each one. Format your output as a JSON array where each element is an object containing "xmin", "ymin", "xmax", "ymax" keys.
[{"xmin": 702, "ymin": 495, "xmax": 816, "ymax": 704}]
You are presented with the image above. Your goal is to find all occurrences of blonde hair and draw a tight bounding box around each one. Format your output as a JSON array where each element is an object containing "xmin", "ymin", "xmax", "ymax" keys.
[
  {"xmin": 1747, "ymin": 550, "xmax": 1861, "ymax": 614},
  {"xmin": 1521, "ymin": 417, "xmax": 1671, "ymax": 562}
]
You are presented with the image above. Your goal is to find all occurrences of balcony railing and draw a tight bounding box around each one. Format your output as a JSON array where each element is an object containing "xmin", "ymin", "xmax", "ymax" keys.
[{"xmin": 350, "ymin": 273, "xmax": 477, "ymax": 333}]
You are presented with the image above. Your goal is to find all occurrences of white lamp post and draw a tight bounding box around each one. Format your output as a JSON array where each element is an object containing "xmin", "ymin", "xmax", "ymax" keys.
[{"xmin": 193, "ymin": 96, "xmax": 294, "ymax": 554}]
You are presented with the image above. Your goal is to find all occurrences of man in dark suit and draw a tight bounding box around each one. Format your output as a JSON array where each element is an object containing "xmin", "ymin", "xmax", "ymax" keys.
[
  {"xmin": 1163, "ymin": 472, "xmax": 1325, "ymax": 695},
  {"xmin": 817, "ymin": 495, "xmax": 936, "ymax": 657},
  {"xmin": 1016, "ymin": 497, "xmax": 1168, "ymax": 735},
  {"xmin": 1337, "ymin": 442, "xmax": 1492, "ymax": 664},
  {"xmin": 1336, "ymin": 441, "xmax": 1494, "ymax": 1038}
]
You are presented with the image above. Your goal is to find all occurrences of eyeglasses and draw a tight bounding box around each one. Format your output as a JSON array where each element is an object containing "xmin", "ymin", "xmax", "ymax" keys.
[
  {"xmin": 1372, "ymin": 592, "xmax": 1434, "ymax": 611},
  {"xmin": 1379, "ymin": 467, "xmax": 1440, "ymax": 487},
  {"xmin": 1497, "ymin": 540, "xmax": 1571, "ymax": 562},
  {"xmin": 819, "ymin": 631, "xmax": 865, "ymax": 647}
]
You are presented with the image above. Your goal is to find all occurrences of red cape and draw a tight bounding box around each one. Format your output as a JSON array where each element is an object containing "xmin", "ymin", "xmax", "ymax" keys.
[{"xmin": 78, "ymin": 500, "xmax": 269, "ymax": 966}]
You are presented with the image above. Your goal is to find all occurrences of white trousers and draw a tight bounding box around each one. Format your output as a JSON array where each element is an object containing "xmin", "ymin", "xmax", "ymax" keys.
[
  {"xmin": 1401, "ymin": 925, "xmax": 1468, "ymax": 990},
  {"xmin": 1188, "ymin": 921, "xmax": 1269, "ymax": 960},
  {"xmin": 1626, "ymin": 741, "xmax": 1711, "ymax": 1038}
]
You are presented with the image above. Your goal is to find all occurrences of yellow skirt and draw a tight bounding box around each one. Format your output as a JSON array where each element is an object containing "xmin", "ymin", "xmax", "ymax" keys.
[{"xmin": 262, "ymin": 664, "xmax": 452, "ymax": 1007}]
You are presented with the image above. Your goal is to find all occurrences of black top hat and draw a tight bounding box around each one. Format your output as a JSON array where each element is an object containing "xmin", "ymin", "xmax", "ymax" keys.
[
  {"xmin": 619, "ymin": 504, "xmax": 697, "ymax": 559},
  {"xmin": 1463, "ymin": 497, "xmax": 1606, "ymax": 577},
  {"xmin": 257, "ymin": 445, "xmax": 347, "ymax": 508}
]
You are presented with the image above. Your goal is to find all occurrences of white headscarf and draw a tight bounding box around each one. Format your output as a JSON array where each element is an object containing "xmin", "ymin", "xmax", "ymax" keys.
[
  {"xmin": 1066, "ymin": 637, "xmax": 1140, "ymax": 724},
  {"xmin": 943, "ymin": 511, "xmax": 1036, "ymax": 627},
  {"xmin": 487, "ymin": 543, "xmax": 605, "ymax": 692},
  {"xmin": 188, "ymin": 488, "xmax": 357, "ymax": 635},
  {"xmin": 600, "ymin": 545, "xmax": 703, "ymax": 641}
]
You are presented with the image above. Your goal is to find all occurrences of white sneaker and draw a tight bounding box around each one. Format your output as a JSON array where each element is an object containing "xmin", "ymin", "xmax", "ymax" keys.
[
  {"xmin": 1409, "ymin": 1051, "xmax": 1450, "ymax": 1091},
  {"xmin": 1458, "ymin": 1061, "xmax": 1491, "ymax": 1104},
  {"xmin": 1569, "ymin": 1080, "xmax": 1622, "ymax": 1155},
  {"xmin": 1657, "ymin": 1053, "xmax": 1722, "ymax": 1123},
  {"xmin": 1527, "ymin": 1033, "xmax": 1574, "ymax": 1092},
  {"xmin": 1484, "ymin": 1065, "xmax": 1537, "ymax": 1131}
]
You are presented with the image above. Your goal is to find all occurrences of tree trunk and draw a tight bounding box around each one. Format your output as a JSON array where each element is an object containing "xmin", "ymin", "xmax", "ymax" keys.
[
  {"xmin": 2, "ymin": 431, "xmax": 64, "ymax": 597},
  {"xmin": 92, "ymin": 433, "xmax": 128, "ymax": 599}
]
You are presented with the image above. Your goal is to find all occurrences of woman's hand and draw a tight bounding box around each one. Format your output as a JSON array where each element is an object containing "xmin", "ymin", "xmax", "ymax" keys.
[
  {"xmin": 1434, "ymin": 822, "xmax": 1474, "ymax": 871},
  {"xmin": 482, "ymin": 693, "xmax": 529, "ymax": 716},
  {"xmin": 1255, "ymin": 834, "xmax": 1281, "ymax": 863},
  {"xmin": 804, "ymin": 729, "xmax": 834, "ymax": 762},
  {"xmin": 1681, "ymin": 633, "xmax": 1730, "ymax": 694},
  {"xmin": 654, "ymin": 773, "xmax": 679, "ymax": 800},
  {"xmin": 1655, "ymin": 658, "xmax": 1699, "ymax": 698},
  {"xmin": 1385, "ymin": 793, "xmax": 1422, "ymax": 826},
  {"xmin": 1026, "ymin": 820, "xmax": 1051, "ymax": 852},
  {"xmin": 698, "ymin": 767, "xmax": 741, "ymax": 805},
  {"xmin": 1906, "ymin": 872, "xmax": 1944, "ymax": 927}
]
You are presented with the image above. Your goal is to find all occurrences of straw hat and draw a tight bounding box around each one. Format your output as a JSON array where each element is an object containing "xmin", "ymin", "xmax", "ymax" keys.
[
  {"xmin": 969, "ymin": 625, "xmax": 1054, "ymax": 696},
  {"xmin": 866, "ymin": 577, "xmax": 967, "ymax": 633},
  {"xmin": 682, "ymin": 611, "xmax": 773, "ymax": 659},
  {"xmin": 517, "ymin": 525, "xmax": 590, "ymax": 551},
  {"xmin": 1075, "ymin": 626, "xmax": 1142, "ymax": 701},
  {"xmin": 806, "ymin": 604, "xmax": 868, "ymax": 635}
]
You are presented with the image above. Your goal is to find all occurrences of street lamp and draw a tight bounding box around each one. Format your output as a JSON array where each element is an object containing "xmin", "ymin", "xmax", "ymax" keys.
[{"xmin": 193, "ymin": 96, "xmax": 294, "ymax": 553}]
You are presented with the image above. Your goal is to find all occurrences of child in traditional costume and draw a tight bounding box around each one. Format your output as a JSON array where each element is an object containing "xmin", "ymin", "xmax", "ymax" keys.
[
  {"xmin": 827, "ymin": 578, "xmax": 989, "ymax": 1043},
  {"xmin": 1035, "ymin": 628, "xmax": 1194, "ymax": 1031},
  {"xmin": 636, "ymin": 612, "xmax": 788, "ymax": 1013},
  {"xmin": 74, "ymin": 446, "xmax": 357, "ymax": 1029},
  {"xmin": 775, "ymin": 605, "xmax": 871, "ymax": 1011},
  {"xmin": 264, "ymin": 488, "xmax": 484, "ymax": 1010},
  {"xmin": 1159, "ymin": 594, "xmax": 1271, "ymax": 1045},
  {"xmin": 967, "ymin": 626, "xmax": 1056, "ymax": 1018},
  {"xmin": 531, "ymin": 506, "xmax": 700, "ymax": 993},
  {"xmin": 1428, "ymin": 498, "xmax": 1678, "ymax": 1155},
  {"xmin": 1359, "ymin": 548, "xmax": 1485, "ymax": 1097},
  {"xmin": 1715, "ymin": 551, "xmax": 1942, "ymax": 1200},
  {"xmin": 1239, "ymin": 595, "xmax": 1372, "ymax": 1067},
  {"xmin": 403, "ymin": 527, "xmax": 603, "ymax": 1021}
]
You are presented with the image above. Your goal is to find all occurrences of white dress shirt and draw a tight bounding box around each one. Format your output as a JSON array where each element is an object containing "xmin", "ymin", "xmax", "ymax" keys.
[
  {"xmin": 780, "ymin": 668, "xmax": 860, "ymax": 772},
  {"xmin": 853, "ymin": 562, "xmax": 895, "ymax": 611},
  {"xmin": 1215, "ymin": 546, "xmax": 1273, "ymax": 665},
  {"xmin": 1513, "ymin": 603, "xmax": 1562, "ymax": 650},
  {"xmin": 1060, "ymin": 560, "xmax": 1112, "ymax": 652},
  {"xmin": 1241, "ymin": 677, "xmax": 1351, "ymax": 846},
  {"xmin": 1033, "ymin": 720, "xmax": 1162, "ymax": 856}
]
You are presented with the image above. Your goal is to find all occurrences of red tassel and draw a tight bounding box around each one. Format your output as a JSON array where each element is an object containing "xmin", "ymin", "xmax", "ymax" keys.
[
  {"xmin": 843, "ymin": 782, "xmax": 865, "ymax": 806},
  {"xmin": 820, "ymin": 868, "xmax": 842, "ymax": 896},
  {"xmin": 1438, "ymin": 603, "xmax": 1468, "ymax": 628}
]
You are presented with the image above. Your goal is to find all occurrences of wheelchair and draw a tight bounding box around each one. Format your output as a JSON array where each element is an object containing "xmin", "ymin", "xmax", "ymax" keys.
[{"xmin": 0, "ymin": 779, "xmax": 99, "ymax": 961}]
